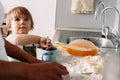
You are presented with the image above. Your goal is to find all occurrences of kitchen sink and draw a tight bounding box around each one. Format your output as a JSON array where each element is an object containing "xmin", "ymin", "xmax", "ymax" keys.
[{"xmin": 67, "ymin": 37, "xmax": 116, "ymax": 48}]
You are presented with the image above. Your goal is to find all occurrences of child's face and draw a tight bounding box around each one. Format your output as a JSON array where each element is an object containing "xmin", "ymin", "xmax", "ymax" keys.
[{"xmin": 10, "ymin": 15, "xmax": 32, "ymax": 34}]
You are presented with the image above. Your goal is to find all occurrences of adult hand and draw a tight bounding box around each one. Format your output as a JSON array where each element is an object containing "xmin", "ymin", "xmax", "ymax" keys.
[{"xmin": 28, "ymin": 62, "xmax": 69, "ymax": 80}]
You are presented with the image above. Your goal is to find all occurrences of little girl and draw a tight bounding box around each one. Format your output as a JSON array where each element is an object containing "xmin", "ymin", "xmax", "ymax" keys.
[{"xmin": 6, "ymin": 6, "xmax": 52, "ymax": 58}]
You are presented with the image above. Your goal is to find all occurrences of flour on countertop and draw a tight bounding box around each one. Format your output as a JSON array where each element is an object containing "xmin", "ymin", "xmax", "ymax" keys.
[{"xmin": 56, "ymin": 47, "xmax": 104, "ymax": 80}]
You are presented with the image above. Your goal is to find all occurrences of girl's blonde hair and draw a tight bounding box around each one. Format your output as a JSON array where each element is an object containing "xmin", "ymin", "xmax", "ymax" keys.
[{"xmin": 6, "ymin": 6, "xmax": 34, "ymax": 30}]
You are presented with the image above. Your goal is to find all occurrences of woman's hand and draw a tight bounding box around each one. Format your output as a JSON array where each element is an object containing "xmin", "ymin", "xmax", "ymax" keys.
[{"xmin": 28, "ymin": 62, "xmax": 69, "ymax": 80}]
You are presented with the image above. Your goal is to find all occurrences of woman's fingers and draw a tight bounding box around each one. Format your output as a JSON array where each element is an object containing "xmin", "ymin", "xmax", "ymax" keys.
[
  {"xmin": 56, "ymin": 65, "xmax": 69, "ymax": 75},
  {"xmin": 52, "ymin": 62, "xmax": 69, "ymax": 75}
]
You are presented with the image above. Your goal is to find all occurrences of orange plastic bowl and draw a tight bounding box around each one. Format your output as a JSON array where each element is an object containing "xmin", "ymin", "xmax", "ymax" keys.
[{"xmin": 66, "ymin": 39, "xmax": 98, "ymax": 56}]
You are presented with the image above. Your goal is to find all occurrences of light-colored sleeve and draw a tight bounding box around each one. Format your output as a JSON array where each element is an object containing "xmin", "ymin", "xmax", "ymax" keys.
[{"xmin": 0, "ymin": 34, "xmax": 8, "ymax": 61}]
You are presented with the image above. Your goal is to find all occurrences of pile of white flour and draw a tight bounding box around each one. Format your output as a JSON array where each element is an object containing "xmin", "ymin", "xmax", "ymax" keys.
[{"xmin": 56, "ymin": 48, "xmax": 104, "ymax": 80}]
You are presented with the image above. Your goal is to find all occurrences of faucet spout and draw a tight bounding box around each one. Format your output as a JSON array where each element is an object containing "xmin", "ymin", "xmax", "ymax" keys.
[
  {"xmin": 100, "ymin": 6, "xmax": 120, "ymax": 48},
  {"xmin": 104, "ymin": 26, "xmax": 111, "ymax": 39},
  {"xmin": 94, "ymin": 1, "xmax": 105, "ymax": 19},
  {"xmin": 115, "ymin": 33, "xmax": 120, "ymax": 48},
  {"xmin": 100, "ymin": 6, "xmax": 120, "ymax": 36}
]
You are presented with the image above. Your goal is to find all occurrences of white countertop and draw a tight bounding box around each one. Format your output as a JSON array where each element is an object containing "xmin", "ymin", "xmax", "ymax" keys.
[
  {"xmin": 37, "ymin": 47, "xmax": 120, "ymax": 80},
  {"xmin": 37, "ymin": 47, "xmax": 104, "ymax": 80}
]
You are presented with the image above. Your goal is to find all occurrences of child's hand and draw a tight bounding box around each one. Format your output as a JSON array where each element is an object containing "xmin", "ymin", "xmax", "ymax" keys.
[{"xmin": 39, "ymin": 37, "xmax": 53, "ymax": 50}]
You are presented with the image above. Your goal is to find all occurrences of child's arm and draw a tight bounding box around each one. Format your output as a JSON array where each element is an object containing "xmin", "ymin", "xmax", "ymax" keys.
[
  {"xmin": 6, "ymin": 34, "xmax": 41, "ymax": 45},
  {"xmin": 6, "ymin": 34, "xmax": 52, "ymax": 49}
]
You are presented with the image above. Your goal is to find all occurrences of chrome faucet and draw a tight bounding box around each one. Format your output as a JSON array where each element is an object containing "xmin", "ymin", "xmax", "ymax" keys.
[
  {"xmin": 94, "ymin": 1, "xmax": 108, "ymax": 38},
  {"xmin": 104, "ymin": 26, "xmax": 111, "ymax": 39},
  {"xmin": 94, "ymin": 1, "xmax": 105, "ymax": 19},
  {"xmin": 100, "ymin": 6, "xmax": 120, "ymax": 48},
  {"xmin": 114, "ymin": 33, "xmax": 120, "ymax": 48}
]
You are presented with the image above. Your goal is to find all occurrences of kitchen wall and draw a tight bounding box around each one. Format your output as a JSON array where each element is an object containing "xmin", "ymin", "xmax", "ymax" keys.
[
  {"xmin": 0, "ymin": 2, "xmax": 4, "ymax": 25},
  {"xmin": 55, "ymin": 0, "xmax": 118, "ymax": 32},
  {"xmin": 0, "ymin": 0, "xmax": 56, "ymax": 39}
]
